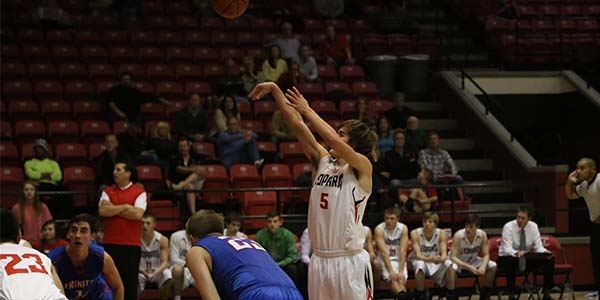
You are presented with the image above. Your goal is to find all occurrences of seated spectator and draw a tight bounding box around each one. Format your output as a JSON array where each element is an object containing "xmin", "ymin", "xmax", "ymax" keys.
[
  {"xmin": 169, "ymin": 222, "xmax": 194, "ymax": 300},
  {"xmin": 34, "ymin": 0, "xmax": 71, "ymax": 29},
  {"xmin": 217, "ymin": 117, "xmax": 262, "ymax": 169},
  {"xmin": 32, "ymin": 219, "xmax": 68, "ymax": 254},
  {"xmin": 241, "ymin": 56, "xmax": 266, "ymax": 94},
  {"xmin": 278, "ymin": 61, "xmax": 305, "ymax": 91},
  {"xmin": 11, "ymin": 182, "xmax": 53, "ymax": 244},
  {"xmin": 499, "ymin": 206, "xmax": 555, "ymax": 300},
  {"xmin": 272, "ymin": 22, "xmax": 301, "ymax": 62},
  {"xmin": 211, "ymin": 95, "xmax": 241, "ymax": 137},
  {"xmin": 262, "ymin": 45, "xmax": 288, "ymax": 82},
  {"xmin": 138, "ymin": 213, "xmax": 172, "ymax": 300},
  {"xmin": 384, "ymin": 129, "xmax": 420, "ymax": 189},
  {"xmin": 405, "ymin": 116, "xmax": 428, "ymax": 155},
  {"xmin": 106, "ymin": 72, "xmax": 170, "ymax": 124},
  {"xmin": 95, "ymin": 134, "xmax": 131, "ymax": 190},
  {"xmin": 314, "ymin": 0, "xmax": 344, "ymax": 18},
  {"xmin": 117, "ymin": 121, "xmax": 156, "ymax": 165},
  {"xmin": 374, "ymin": 208, "xmax": 409, "ymax": 298},
  {"xmin": 295, "ymin": 45, "xmax": 318, "ymax": 82},
  {"xmin": 173, "ymin": 93, "xmax": 210, "ymax": 143},
  {"xmin": 398, "ymin": 168, "xmax": 438, "ymax": 213},
  {"xmin": 49, "ymin": 213, "xmax": 124, "ymax": 300},
  {"xmin": 167, "ymin": 137, "xmax": 207, "ymax": 215},
  {"xmin": 376, "ymin": 116, "xmax": 394, "ymax": 155},
  {"xmin": 24, "ymin": 139, "xmax": 71, "ymax": 217},
  {"xmin": 215, "ymin": 58, "xmax": 245, "ymax": 96},
  {"xmin": 385, "ymin": 92, "xmax": 416, "ymax": 130},
  {"xmin": 418, "ymin": 131, "xmax": 463, "ymax": 184},
  {"xmin": 322, "ymin": 25, "xmax": 354, "ymax": 66},
  {"xmin": 150, "ymin": 121, "xmax": 177, "ymax": 169},
  {"xmin": 270, "ymin": 110, "xmax": 297, "ymax": 145},
  {"xmin": 254, "ymin": 211, "xmax": 303, "ymax": 293},
  {"xmin": 223, "ymin": 212, "xmax": 248, "ymax": 238}
]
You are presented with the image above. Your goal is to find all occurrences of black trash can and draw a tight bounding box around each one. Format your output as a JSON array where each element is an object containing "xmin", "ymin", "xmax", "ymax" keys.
[
  {"xmin": 365, "ymin": 55, "xmax": 398, "ymax": 99},
  {"xmin": 397, "ymin": 54, "xmax": 430, "ymax": 101}
]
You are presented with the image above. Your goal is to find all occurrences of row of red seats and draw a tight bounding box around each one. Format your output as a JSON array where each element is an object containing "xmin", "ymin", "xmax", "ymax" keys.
[
  {"xmin": 1, "ymin": 78, "xmax": 380, "ymax": 100},
  {"xmin": 514, "ymin": 4, "xmax": 600, "ymax": 17},
  {"xmin": 485, "ymin": 18, "xmax": 599, "ymax": 33},
  {"xmin": 2, "ymin": 60, "xmax": 369, "ymax": 84}
]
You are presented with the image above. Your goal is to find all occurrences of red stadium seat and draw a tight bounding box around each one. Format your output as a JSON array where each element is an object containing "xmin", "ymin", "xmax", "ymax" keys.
[
  {"xmin": 242, "ymin": 191, "xmax": 277, "ymax": 230},
  {"xmin": 280, "ymin": 142, "xmax": 308, "ymax": 167},
  {"xmin": 138, "ymin": 102, "xmax": 166, "ymax": 121},
  {"xmin": 80, "ymin": 120, "xmax": 110, "ymax": 143},
  {"xmin": 193, "ymin": 47, "xmax": 220, "ymax": 63},
  {"xmin": 240, "ymin": 120, "xmax": 266, "ymax": 136},
  {"xmin": 317, "ymin": 64, "xmax": 337, "ymax": 81},
  {"xmin": 80, "ymin": 46, "xmax": 108, "ymax": 62},
  {"xmin": 175, "ymin": 16, "xmax": 199, "ymax": 29},
  {"xmin": 230, "ymin": 164, "xmax": 262, "ymax": 200},
  {"xmin": 560, "ymin": 5, "xmax": 581, "ymax": 16},
  {"xmin": 156, "ymin": 81, "xmax": 184, "ymax": 100},
  {"xmin": 0, "ymin": 142, "xmax": 19, "ymax": 166},
  {"xmin": 20, "ymin": 142, "xmax": 54, "ymax": 161},
  {"xmin": 262, "ymin": 163, "xmax": 293, "ymax": 204},
  {"xmin": 93, "ymin": 13, "xmax": 119, "ymax": 29},
  {"xmin": 132, "ymin": 81, "xmax": 155, "ymax": 95},
  {"xmin": 200, "ymin": 17, "xmax": 225, "ymax": 30},
  {"xmin": 101, "ymin": 31, "xmax": 128, "ymax": 45},
  {"xmin": 175, "ymin": 64, "xmax": 203, "ymax": 80},
  {"xmin": 237, "ymin": 102, "xmax": 253, "ymax": 119},
  {"xmin": 72, "ymin": 100, "xmax": 104, "ymax": 120},
  {"xmin": 554, "ymin": 20, "xmax": 576, "ymax": 32},
  {"xmin": 350, "ymin": 19, "xmax": 374, "ymax": 33},
  {"xmin": 303, "ymin": 18, "xmax": 323, "ymax": 32},
  {"xmin": 136, "ymin": 165, "xmax": 165, "ymax": 191},
  {"xmin": 75, "ymin": 30, "xmax": 100, "ymax": 44},
  {"xmin": 251, "ymin": 18, "xmax": 274, "ymax": 31},
  {"xmin": 539, "ymin": 235, "xmax": 574, "ymax": 296},
  {"xmin": 156, "ymin": 31, "xmax": 183, "ymax": 45},
  {"xmin": 109, "ymin": 46, "xmax": 137, "ymax": 62},
  {"xmin": 538, "ymin": 5, "xmax": 559, "ymax": 16},
  {"xmin": 201, "ymin": 165, "xmax": 230, "ymax": 205},
  {"xmin": 325, "ymin": 82, "xmax": 352, "ymax": 98},
  {"xmin": 65, "ymin": 80, "xmax": 95, "ymax": 99},
  {"xmin": 203, "ymin": 64, "xmax": 225, "ymax": 80},
  {"xmin": 292, "ymin": 163, "xmax": 312, "ymax": 202},
  {"xmin": 147, "ymin": 64, "xmax": 175, "ymax": 80},
  {"xmin": 59, "ymin": 63, "xmax": 87, "ymax": 79},
  {"xmin": 34, "ymin": 80, "xmax": 64, "ymax": 99},
  {"xmin": 225, "ymin": 18, "xmax": 251, "ymax": 31},
  {"xmin": 0, "ymin": 167, "xmax": 25, "ymax": 207},
  {"xmin": 112, "ymin": 120, "xmax": 128, "ymax": 135},
  {"xmin": 2, "ymin": 80, "xmax": 33, "ymax": 98},
  {"xmin": 2, "ymin": 61, "xmax": 26, "ymax": 78},
  {"xmin": 257, "ymin": 141, "xmax": 276, "ymax": 162},
  {"xmin": 298, "ymin": 82, "xmax": 325, "ymax": 99},
  {"xmin": 138, "ymin": 46, "xmax": 164, "ymax": 62},
  {"xmin": 9, "ymin": 100, "xmax": 39, "ymax": 121},
  {"xmin": 220, "ymin": 48, "xmax": 245, "ymax": 61},
  {"xmin": 192, "ymin": 142, "xmax": 216, "ymax": 160},
  {"xmin": 22, "ymin": 45, "xmax": 50, "ymax": 60},
  {"xmin": 1, "ymin": 44, "xmax": 20, "ymax": 59},
  {"xmin": 88, "ymin": 143, "xmax": 106, "ymax": 161},
  {"xmin": 14, "ymin": 120, "xmax": 46, "ymax": 142},
  {"xmin": 253, "ymin": 101, "xmax": 276, "ymax": 121},
  {"xmin": 89, "ymin": 64, "xmax": 116, "ymax": 80},
  {"xmin": 166, "ymin": 47, "xmax": 193, "ymax": 63},
  {"xmin": 352, "ymin": 81, "xmax": 379, "ymax": 97},
  {"xmin": 117, "ymin": 64, "xmax": 145, "ymax": 79},
  {"xmin": 339, "ymin": 99, "xmax": 357, "ymax": 116},
  {"xmin": 47, "ymin": 120, "xmax": 80, "ymax": 143},
  {"xmin": 149, "ymin": 16, "xmax": 173, "ymax": 30},
  {"xmin": 28, "ymin": 63, "xmax": 58, "ymax": 79},
  {"xmin": 184, "ymin": 82, "xmax": 212, "ymax": 97},
  {"xmin": 55, "ymin": 143, "xmax": 88, "ymax": 167},
  {"xmin": 41, "ymin": 100, "xmax": 71, "ymax": 121},
  {"xmin": 339, "ymin": 65, "xmax": 366, "ymax": 82},
  {"xmin": 52, "ymin": 45, "xmax": 79, "ymax": 60},
  {"xmin": 577, "ymin": 19, "xmax": 599, "ymax": 32},
  {"xmin": 517, "ymin": 5, "xmax": 538, "ymax": 16},
  {"xmin": 311, "ymin": 100, "xmax": 338, "ymax": 119},
  {"xmin": 210, "ymin": 31, "xmax": 236, "ymax": 46},
  {"xmin": 236, "ymin": 32, "xmax": 262, "ymax": 46},
  {"xmin": 18, "ymin": 28, "xmax": 44, "ymax": 42},
  {"xmin": 327, "ymin": 119, "xmax": 344, "ymax": 129},
  {"xmin": 367, "ymin": 99, "xmax": 393, "ymax": 114},
  {"xmin": 185, "ymin": 31, "xmax": 210, "ymax": 46},
  {"xmin": 62, "ymin": 166, "xmax": 95, "ymax": 207}
]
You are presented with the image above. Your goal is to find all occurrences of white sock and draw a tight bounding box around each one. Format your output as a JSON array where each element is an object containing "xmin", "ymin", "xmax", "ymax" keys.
[{"xmin": 174, "ymin": 296, "xmax": 181, "ymax": 300}]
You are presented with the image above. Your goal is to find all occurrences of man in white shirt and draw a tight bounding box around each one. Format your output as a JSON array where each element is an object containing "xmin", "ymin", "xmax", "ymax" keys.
[
  {"xmin": 170, "ymin": 223, "xmax": 194, "ymax": 300},
  {"xmin": 0, "ymin": 208, "xmax": 67, "ymax": 300},
  {"xmin": 374, "ymin": 207, "xmax": 409, "ymax": 300},
  {"xmin": 565, "ymin": 157, "xmax": 599, "ymax": 299},
  {"xmin": 498, "ymin": 206, "xmax": 555, "ymax": 300}
]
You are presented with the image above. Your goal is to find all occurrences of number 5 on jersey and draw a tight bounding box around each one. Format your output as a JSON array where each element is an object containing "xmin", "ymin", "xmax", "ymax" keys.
[{"xmin": 320, "ymin": 193, "xmax": 328, "ymax": 209}]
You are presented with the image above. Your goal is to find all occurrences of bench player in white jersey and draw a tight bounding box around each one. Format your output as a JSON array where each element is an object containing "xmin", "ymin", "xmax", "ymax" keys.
[
  {"xmin": 250, "ymin": 83, "xmax": 377, "ymax": 300},
  {"xmin": 0, "ymin": 208, "xmax": 67, "ymax": 300},
  {"xmin": 449, "ymin": 214, "xmax": 496, "ymax": 300},
  {"xmin": 170, "ymin": 219, "xmax": 194, "ymax": 300},
  {"xmin": 138, "ymin": 213, "xmax": 172, "ymax": 299},
  {"xmin": 409, "ymin": 212, "xmax": 455, "ymax": 300},
  {"xmin": 374, "ymin": 208, "xmax": 409, "ymax": 300}
]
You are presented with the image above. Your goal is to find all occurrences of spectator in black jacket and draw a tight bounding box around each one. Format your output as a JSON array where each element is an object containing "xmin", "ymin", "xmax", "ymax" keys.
[
  {"xmin": 117, "ymin": 121, "xmax": 156, "ymax": 165},
  {"xmin": 167, "ymin": 137, "xmax": 207, "ymax": 216},
  {"xmin": 384, "ymin": 92, "xmax": 416, "ymax": 129},
  {"xmin": 95, "ymin": 134, "xmax": 130, "ymax": 190},
  {"xmin": 173, "ymin": 93, "xmax": 210, "ymax": 143}
]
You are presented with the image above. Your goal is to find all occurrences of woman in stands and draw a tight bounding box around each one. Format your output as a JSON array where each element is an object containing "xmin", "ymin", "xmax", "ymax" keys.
[{"xmin": 11, "ymin": 181, "xmax": 53, "ymax": 244}]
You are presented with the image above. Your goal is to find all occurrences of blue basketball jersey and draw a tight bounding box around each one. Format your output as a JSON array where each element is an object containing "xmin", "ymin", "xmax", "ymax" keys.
[
  {"xmin": 194, "ymin": 236, "xmax": 302, "ymax": 300},
  {"xmin": 48, "ymin": 244, "xmax": 112, "ymax": 300}
]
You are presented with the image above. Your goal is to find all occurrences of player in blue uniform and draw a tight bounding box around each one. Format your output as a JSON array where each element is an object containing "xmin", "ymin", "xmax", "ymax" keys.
[
  {"xmin": 186, "ymin": 210, "xmax": 304, "ymax": 300},
  {"xmin": 49, "ymin": 214, "xmax": 124, "ymax": 300}
]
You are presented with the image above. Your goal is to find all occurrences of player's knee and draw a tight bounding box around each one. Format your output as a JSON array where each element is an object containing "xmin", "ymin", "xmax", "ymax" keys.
[{"xmin": 172, "ymin": 265, "xmax": 184, "ymax": 277}]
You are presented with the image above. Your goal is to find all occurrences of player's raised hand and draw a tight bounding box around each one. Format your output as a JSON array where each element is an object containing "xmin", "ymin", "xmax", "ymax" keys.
[
  {"xmin": 284, "ymin": 87, "xmax": 311, "ymax": 114},
  {"xmin": 249, "ymin": 82, "xmax": 276, "ymax": 101}
]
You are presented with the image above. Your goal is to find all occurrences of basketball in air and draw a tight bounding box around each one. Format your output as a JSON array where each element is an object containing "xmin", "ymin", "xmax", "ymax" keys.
[{"xmin": 213, "ymin": 0, "xmax": 249, "ymax": 19}]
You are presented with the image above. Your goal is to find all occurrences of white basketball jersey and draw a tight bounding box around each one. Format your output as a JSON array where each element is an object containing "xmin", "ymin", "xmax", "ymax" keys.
[
  {"xmin": 417, "ymin": 228, "xmax": 441, "ymax": 257},
  {"xmin": 0, "ymin": 243, "xmax": 67, "ymax": 300},
  {"xmin": 362, "ymin": 225, "xmax": 370, "ymax": 248},
  {"xmin": 308, "ymin": 156, "xmax": 370, "ymax": 252},
  {"xmin": 376, "ymin": 222, "xmax": 405, "ymax": 261},
  {"xmin": 140, "ymin": 231, "xmax": 163, "ymax": 273},
  {"xmin": 452, "ymin": 229, "xmax": 483, "ymax": 264}
]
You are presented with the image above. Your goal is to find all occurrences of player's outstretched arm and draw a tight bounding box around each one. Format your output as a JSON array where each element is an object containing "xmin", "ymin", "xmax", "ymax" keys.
[
  {"xmin": 103, "ymin": 252, "xmax": 124, "ymax": 300},
  {"xmin": 285, "ymin": 87, "xmax": 372, "ymax": 180},
  {"xmin": 187, "ymin": 247, "xmax": 220, "ymax": 300},
  {"xmin": 249, "ymin": 82, "xmax": 327, "ymax": 164}
]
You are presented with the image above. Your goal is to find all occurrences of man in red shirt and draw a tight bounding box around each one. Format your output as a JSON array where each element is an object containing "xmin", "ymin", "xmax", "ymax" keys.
[
  {"xmin": 322, "ymin": 25, "xmax": 354, "ymax": 67},
  {"xmin": 99, "ymin": 161, "xmax": 146, "ymax": 300}
]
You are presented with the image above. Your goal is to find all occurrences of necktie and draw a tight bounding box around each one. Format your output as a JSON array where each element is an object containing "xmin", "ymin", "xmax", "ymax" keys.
[{"xmin": 518, "ymin": 229, "xmax": 527, "ymax": 271}]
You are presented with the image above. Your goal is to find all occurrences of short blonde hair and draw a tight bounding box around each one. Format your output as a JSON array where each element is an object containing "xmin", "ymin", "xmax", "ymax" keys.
[
  {"xmin": 423, "ymin": 212, "xmax": 439, "ymax": 226},
  {"xmin": 152, "ymin": 121, "xmax": 171, "ymax": 140}
]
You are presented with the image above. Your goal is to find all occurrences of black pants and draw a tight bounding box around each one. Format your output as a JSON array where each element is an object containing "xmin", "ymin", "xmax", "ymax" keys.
[
  {"xmin": 282, "ymin": 262, "xmax": 307, "ymax": 298},
  {"xmin": 591, "ymin": 222, "xmax": 600, "ymax": 296},
  {"xmin": 104, "ymin": 244, "xmax": 142, "ymax": 300},
  {"xmin": 498, "ymin": 255, "xmax": 555, "ymax": 291}
]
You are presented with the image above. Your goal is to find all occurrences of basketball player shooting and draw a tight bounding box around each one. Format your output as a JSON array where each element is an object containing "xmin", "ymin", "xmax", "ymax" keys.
[{"xmin": 249, "ymin": 82, "xmax": 377, "ymax": 300}]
